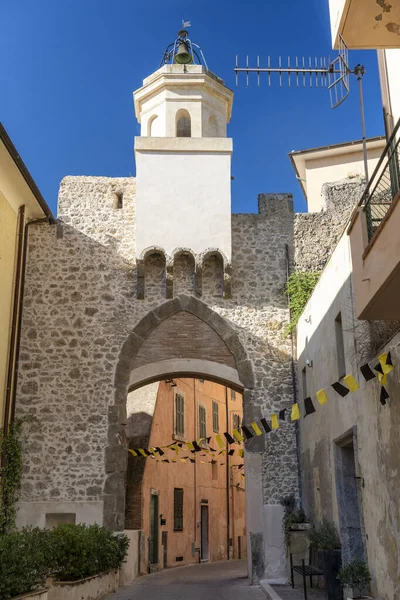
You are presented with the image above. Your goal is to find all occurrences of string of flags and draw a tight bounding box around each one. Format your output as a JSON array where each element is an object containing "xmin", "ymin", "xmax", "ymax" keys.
[{"xmin": 127, "ymin": 350, "xmax": 394, "ymax": 460}]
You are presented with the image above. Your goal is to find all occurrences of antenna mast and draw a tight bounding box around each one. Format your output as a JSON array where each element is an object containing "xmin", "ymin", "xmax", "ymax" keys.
[{"xmin": 235, "ymin": 36, "xmax": 369, "ymax": 183}]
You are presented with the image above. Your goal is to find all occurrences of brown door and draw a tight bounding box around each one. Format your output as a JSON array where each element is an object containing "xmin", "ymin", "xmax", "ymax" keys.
[
  {"xmin": 200, "ymin": 504, "xmax": 209, "ymax": 561},
  {"xmin": 162, "ymin": 531, "xmax": 168, "ymax": 568}
]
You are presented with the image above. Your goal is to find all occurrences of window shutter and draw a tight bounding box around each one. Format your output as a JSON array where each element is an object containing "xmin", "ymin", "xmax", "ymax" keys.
[
  {"xmin": 199, "ymin": 405, "xmax": 207, "ymax": 440},
  {"xmin": 175, "ymin": 394, "xmax": 184, "ymax": 436},
  {"xmin": 174, "ymin": 488, "xmax": 184, "ymax": 531},
  {"xmin": 212, "ymin": 401, "xmax": 219, "ymax": 433}
]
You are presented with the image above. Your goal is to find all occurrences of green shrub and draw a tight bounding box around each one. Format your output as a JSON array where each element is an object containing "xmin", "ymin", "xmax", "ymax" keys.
[
  {"xmin": 0, "ymin": 527, "xmax": 52, "ymax": 599},
  {"xmin": 339, "ymin": 560, "xmax": 371, "ymax": 599},
  {"xmin": 51, "ymin": 524, "xmax": 129, "ymax": 582},
  {"xmin": 309, "ymin": 519, "xmax": 341, "ymax": 550},
  {"xmin": 280, "ymin": 494, "xmax": 309, "ymax": 554},
  {"xmin": 284, "ymin": 271, "xmax": 321, "ymax": 336}
]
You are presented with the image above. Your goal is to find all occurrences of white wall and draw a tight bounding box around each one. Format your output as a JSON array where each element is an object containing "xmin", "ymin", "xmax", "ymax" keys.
[
  {"xmin": 385, "ymin": 49, "xmax": 400, "ymax": 128},
  {"xmin": 135, "ymin": 142, "xmax": 232, "ymax": 261},
  {"xmin": 329, "ymin": 0, "xmax": 347, "ymax": 47},
  {"xmin": 16, "ymin": 501, "xmax": 104, "ymax": 528}
]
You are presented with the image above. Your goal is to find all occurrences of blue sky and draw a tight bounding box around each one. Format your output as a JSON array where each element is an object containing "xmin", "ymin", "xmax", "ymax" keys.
[{"xmin": 0, "ymin": 0, "xmax": 384, "ymax": 215}]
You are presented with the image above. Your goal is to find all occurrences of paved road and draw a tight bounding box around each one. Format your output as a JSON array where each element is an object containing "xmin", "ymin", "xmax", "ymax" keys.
[{"xmin": 109, "ymin": 560, "xmax": 265, "ymax": 600}]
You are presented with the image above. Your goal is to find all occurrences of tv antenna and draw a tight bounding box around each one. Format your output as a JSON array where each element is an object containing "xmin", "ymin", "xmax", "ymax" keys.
[
  {"xmin": 160, "ymin": 25, "xmax": 208, "ymax": 69},
  {"xmin": 234, "ymin": 36, "xmax": 369, "ymax": 183}
]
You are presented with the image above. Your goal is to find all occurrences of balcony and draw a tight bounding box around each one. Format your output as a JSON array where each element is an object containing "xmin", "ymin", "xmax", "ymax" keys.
[
  {"xmin": 329, "ymin": 0, "xmax": 400, "ymax": 49},
  {"xmin": 348, "ymin": 119, "xmax": 400, "ymax": 320}
]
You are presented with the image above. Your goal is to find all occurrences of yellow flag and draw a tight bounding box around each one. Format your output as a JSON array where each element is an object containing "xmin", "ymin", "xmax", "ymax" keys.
[
  {"xmin": 233, "ymin": 429, "xmax": 244, "ymax": 443},
  {"xmin": 170, "ymin": 444, "xmax": 179, "ymax": 455},
  {"xmin": 138, "ymin": 449, "xmax": 148, "ymax": 457},
  {"xmin": 171, "ymin": 459, "xmax": 177, "ymax": 463},
  {"xmin": 291, "ymin": 403, "xmax": 300, "ymax": 421},
  {"xmin": 186, "ymin": 442, "xmax": 194, "ymax": 451},
  {"xmin": 343, "ymin": 374, "xmax": 360, "ymax": 392},
  {"xmin": 238, "ymin": 449, "xmax": 244, "ymax": 458},
  {"xmin": 128, "ymin": 449, "xmax": 138, "ymax": 457},
  {"xmin": 180, "ymin": 458, "xmax": 187, "ymax": 463},
  {"xmin": 271, "ymin": 414, "xmax": 279, "ymax": 430},
  {"xmin": 215, "ymin": 434, "xmax": 225, "ymax": 449},
  {"xmin": 377, "ymin": 372, "xmax": 387, "ymax": 385},
  {"xmin": 316, "ymin": 389, "xmax": 329, "ymax": 405},
  {"xmin": 241, "ymin": 474, "xmax": 245, "ymax": 480},
  {"xmin": 378, "ymin": 353, "xmax": 394, "ymax": 375},
  {"xmin": 251, "ymin": 421, "xmax": 263, "ymax": 436}
]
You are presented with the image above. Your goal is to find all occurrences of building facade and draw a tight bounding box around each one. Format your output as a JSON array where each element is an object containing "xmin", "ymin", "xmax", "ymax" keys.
[
  {"xmin": 0, "ymin": 123, "xmax": 53, "ymax": 433},
  {"xmin": 13, "ymin": 56, "xmax": 299, "ymax": 583},
  {"xmin": 125, "ymin": 378, "xmax": 245, "ymax": 573}
]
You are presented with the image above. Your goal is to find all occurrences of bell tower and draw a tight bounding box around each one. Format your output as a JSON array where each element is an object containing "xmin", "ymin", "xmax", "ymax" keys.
[{"xmin": 133, "ymin": 30, "xmax": 234, "ymax": 265}]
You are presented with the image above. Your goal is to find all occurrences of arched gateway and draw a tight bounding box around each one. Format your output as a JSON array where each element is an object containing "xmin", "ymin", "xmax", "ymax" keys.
[{"xmin": 15, "ymin": 39, "xmax": 299, "ymax": 584}]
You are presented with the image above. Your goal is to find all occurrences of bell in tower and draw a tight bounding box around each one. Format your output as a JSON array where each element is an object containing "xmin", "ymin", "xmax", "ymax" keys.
[{"xmin": 133, "ymin": 28, "xmax": 234, "ymax": 266}]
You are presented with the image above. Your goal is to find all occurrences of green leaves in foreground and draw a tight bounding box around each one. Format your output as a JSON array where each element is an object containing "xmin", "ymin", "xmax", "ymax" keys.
[{"xmin": 285, "ymin": 271, "xmax": 321, "ymax": 336}]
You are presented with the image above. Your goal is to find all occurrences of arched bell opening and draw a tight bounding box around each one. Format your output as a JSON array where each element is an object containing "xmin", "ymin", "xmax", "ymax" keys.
[{"xmin": 176, "ymin": 109, "xmax": 191, "ymax": 137}]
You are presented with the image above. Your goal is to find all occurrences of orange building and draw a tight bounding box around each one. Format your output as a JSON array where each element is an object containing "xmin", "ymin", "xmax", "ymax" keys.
[{"xmin": 125, "ymin": 378, "xmax": 246, "ymax": 574}]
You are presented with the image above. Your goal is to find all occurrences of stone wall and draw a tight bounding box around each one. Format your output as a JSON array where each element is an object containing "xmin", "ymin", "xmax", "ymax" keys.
[
  {"xmin": 294, "ymin": 178, "xmax": 364, "ymax": 272},
  {"xmin": 16, "ymin": 177, "xmax": 298, "ymax": 581}
]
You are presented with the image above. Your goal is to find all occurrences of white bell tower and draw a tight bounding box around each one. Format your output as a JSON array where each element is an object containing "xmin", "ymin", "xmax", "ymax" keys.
[{"xmin": 133, "ymin": 32, "xmax": 233, "ymax": 264}]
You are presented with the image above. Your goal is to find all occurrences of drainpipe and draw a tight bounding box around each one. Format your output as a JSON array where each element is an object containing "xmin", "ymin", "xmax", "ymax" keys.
[
  {"xmin": 285, "ymin": 243, "xmax": 302, "ymax": 506},
  {"xmin": 3, "ymin": 206, "xmax": 25, "ymax": 434},
  {"xmin": 193, "ymin": 378, "xmax": 198, "ymax": 561},
  {"xmin": 225, "ymin": 385, "xmax": 230, "ymax": 560},
  {"xmin": 10, "ymin": 216, "xmax": 51, "ymax": 424}
]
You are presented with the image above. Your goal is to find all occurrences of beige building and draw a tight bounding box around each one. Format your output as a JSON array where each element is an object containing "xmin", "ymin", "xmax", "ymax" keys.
[
  {"xmin": 289, "ymin": 137, "xmax": 385, "ymax": 212},
  {"xmin": 125, "ymin": 378, "xmax": 246, "ymax": 574},
  {"xmin": 0, "ymin": 123, "xmax": 53, "ymax": 432}
]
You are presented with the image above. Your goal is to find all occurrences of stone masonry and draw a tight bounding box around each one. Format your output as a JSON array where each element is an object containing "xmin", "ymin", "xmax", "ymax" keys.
[{"xmin": 16, "ymin": 178, "xmax": 298, "ymax": 582}]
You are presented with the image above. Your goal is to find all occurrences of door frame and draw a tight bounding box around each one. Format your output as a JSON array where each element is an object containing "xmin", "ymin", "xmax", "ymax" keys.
[{"xmin": 200, "ymin": 502, "xmax": 209, "ymax": 562}]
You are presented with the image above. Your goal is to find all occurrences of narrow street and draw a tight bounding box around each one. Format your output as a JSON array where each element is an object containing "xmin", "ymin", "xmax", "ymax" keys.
[{"xmin": 107, "ymin": 560, "xmax": 265, "ymax": 600}]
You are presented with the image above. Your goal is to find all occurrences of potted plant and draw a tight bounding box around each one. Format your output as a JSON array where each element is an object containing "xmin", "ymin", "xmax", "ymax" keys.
[
  {"xmin": 339, "ymin": 560, "xmax": 372, "ymax": 599},
  {"xmin": 309, "ymin": 519, "xmax": 343, "ymax": 600}
]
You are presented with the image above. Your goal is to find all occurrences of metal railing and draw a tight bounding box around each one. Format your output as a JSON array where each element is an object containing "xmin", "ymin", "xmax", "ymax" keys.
[{"xmin": 360, "ymin": 118, "xmax": 400, "ymax": 242}]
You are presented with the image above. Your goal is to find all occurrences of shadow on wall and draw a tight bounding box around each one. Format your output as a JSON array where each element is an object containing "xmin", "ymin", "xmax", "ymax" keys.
[{"xmin": 297, "ymin": 271, "xmax": 400, "ymax": 596}]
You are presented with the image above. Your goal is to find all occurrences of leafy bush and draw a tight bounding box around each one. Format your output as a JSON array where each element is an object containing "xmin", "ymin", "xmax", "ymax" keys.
[
  {"xmin": 51, "ymin": 524, "xmax": 129, "ymax": 582},
  {"xmin": 0, "ymin": 527, "xmax": 52, "ymax": 599},
  {"xmin": 284, "ymin": 271, "xmax": 321, "ymax": 336},
  {"xmin": 309, "ymin": 519, "xmax": 341, "ymax": 550},
  {"xmin": 339, "ymin": 560, "xmax": 371, "ymax": 599}
]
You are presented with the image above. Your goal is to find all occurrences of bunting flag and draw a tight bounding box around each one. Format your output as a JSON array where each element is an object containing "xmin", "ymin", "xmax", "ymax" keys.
[
  {"xmin": 380, "ymin": 386, "xmax": 389, "ymax": 406},
  {"xmin": 316, "ymin": 389, "xmax": 329, "ymax": 405},
  {"xmin": 250, "ymin": 421, "xmax": 263, "ymax": 436},
  {"xmin": 260, "ymin": 418, "xmax": 271, "ymax": 433},
  {"xmin": 233, "ymin": 429, "xmax": 244, "ymax": 442},
  {"xmin": 215, "ymin": 434, "xmax": 225, "ymax": 449},
  {"xmin": 241, "ymin": 425, "xmax": 254, "ymax": 440},
  {"xmin": 271, "ymin": 414, "xmax": 279, "ymax": 430},
  {"xmin": 360, "ymin": 363, "xmax": 376, "ymax": 382},
  {"xmin": 291, "ymin": 403, "xmax": 300, "ymax": 421},
  {"xmin": 331, "ymin": 382, "xmax": 350, "ymax": 397},
  {"xmin": 303, "ymin": 397, "xmax": 316, "ymax": 417},
  {"xmin": 343, "ymin": 374, "xmax": 360, "ymax": 392},
  {"xmin": 127, "ymin": 349, "xmax": 395, "ymax": 461},
  {"xmin": 224, "ymin": 432, "xmax": 235, "ymax": 444}
]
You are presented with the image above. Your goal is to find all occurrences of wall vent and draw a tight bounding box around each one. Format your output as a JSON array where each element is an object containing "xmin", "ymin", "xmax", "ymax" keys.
[{"xmin": 175, "ymin": 556, "xmax": 184, "ymax": 562}]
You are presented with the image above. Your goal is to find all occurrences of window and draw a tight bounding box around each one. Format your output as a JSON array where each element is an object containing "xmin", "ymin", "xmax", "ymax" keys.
[
  {"xmin": 175, "ymin": 394, "xmax": 185, "ymax": 437},
  {"xmin": 173, "ymin": 488, "xmax": 184, "ymax": 531},
  {"xmin": 302, "ymin": 367, "xmax": 307, "ymax": 399},
  {"xmin": 212, "ymin": 401, "xmax": 219, "ymax": 433},
  {"xmin": 176, "ymin": 109, "xmax": 191, "ymax": 137},
  {"xmin": 199, "ymin": 405, "xmax": 207, "ymax": 440},
  {"xmin": 231, "ymin": 389, "xmax": 236, "ymax": 400},
  {"xmin": 211, "ymin": 460, "xmax": 218, "ymax": 481},
  {"xmin": 113, "ymin": 192, "xmax": 123, "ymax": 209},
  {"xmin": 233, "ymin": 413, "xmax": 241, "ymax": 431},
  {"xmin": 335, "ymin": 312, "xmax": 346, "ymax": 379}
]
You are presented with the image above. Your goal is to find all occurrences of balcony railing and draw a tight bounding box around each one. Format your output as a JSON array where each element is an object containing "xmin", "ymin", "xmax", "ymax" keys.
[{"xmin": 360, "ymin": 118, "xmax": 400, "ymax": 242}]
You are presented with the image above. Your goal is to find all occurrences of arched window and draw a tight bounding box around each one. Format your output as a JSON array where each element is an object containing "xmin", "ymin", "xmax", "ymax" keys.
[
  {"xmin": 147, "ymin": 115, "xmax": 158, "ymax": 137},
  {"xmin": 176, "ymin": 109, "xmax": 191, "ymax": 137}
]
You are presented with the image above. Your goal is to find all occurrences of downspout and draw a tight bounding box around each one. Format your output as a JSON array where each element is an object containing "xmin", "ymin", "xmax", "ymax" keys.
[
  {"xmin": 285, "ymin": 243, "xmax": 302, "ymax": 505},
  {"xmin": 10, "ymin": 216, "xmax": 51, "ymax": 423},
  {"xmin": 3, "ymin": 206, "xmax": 25, "ymax": 434},
  {"xmin": 193, "ymin": 378, "xmax": 198, "ymax": 561},
  {"xmin": 225, "ymin": 386, "xmax": 230, "ymax": 560}
]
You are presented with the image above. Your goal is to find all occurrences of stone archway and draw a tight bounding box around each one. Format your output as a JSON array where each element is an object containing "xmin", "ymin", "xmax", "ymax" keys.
[{"xmin": 103, "ymin": 294, "xmax": 258, "ymax": 573}]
